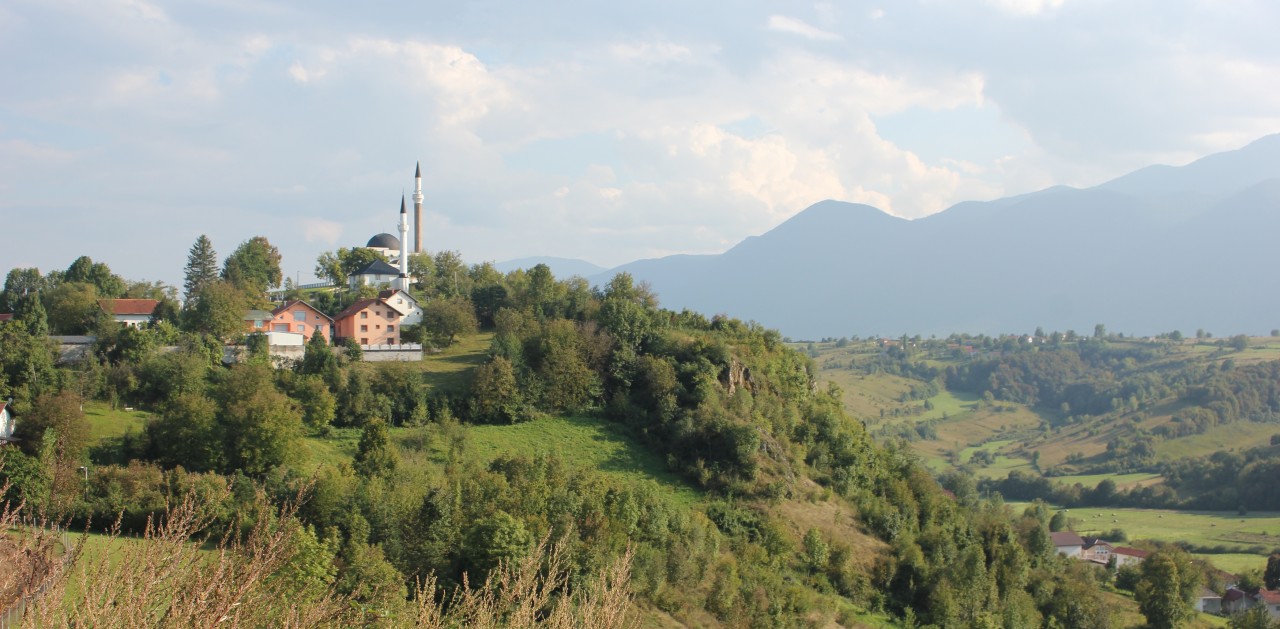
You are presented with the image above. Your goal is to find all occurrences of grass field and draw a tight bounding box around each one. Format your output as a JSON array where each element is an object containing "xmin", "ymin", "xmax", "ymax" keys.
[
  {"xmin": 83, "ymin": 402, "xmax": 149, "ymax": 442},
  {"xmin": 1156, "ymin": 421, "xmax": 1280, "ymax": 461},
  {"xmin": 463, "ymin": 415, "xmax": 702, "ymax": 506},
  {"xmin": 1050, "ymin": 472, "xmax": 1163, "ymax": 491},
  {"xmin": 415, "ymin": 332, "xmax": 493, "ymax": 394}
]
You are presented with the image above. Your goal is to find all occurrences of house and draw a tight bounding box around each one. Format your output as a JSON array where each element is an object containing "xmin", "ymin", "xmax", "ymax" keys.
[
  {"xmin": 1080, "ymin": 538, "xmax": 1115, "ymax": 565},
  {"xmin": 1257, "ymin": 589, "xmax": 1280, "ymax": 619},
  {"xmin": 0, "ymin": 400, "xmax": 14, "ymax": 442},
  {"xmin": 1195, "ymin": 587, "xmax": 1222, "ymax": 614},
  {"xmin": 377, "ymin": 289, "xmax": 423, "ymax": 327},
  {"xmin": 1051, "ymin": 531, "xmax": 1085, "ymax": 557},
  {"xmin": 1222, "ymin": 587, "xmax": 1254, "ymax": 615},
  {"xmin": 334, "ymin": 298, "xmax": 402, "ymax": 347},
  {"xmin": 244, "ymin": 310, "xmax": 274, "ymax": 333},
  {"xmin": 98, "ymin": 298, "xmax": 159, "ymax": 328},
  {"xmin": 349, "ymin": 259, "xmax": 403, "ymax": 290},
  {"xmin": 1111, "ymin": 546, "xmax": 1148, "ymax": 568},
  {"xmin": 0, "ymin": 313, "xmax": 12, "ymax": 322},
  {"xmin": 269, "ymin": 300, "xmax": 333, "ymax": 342}
]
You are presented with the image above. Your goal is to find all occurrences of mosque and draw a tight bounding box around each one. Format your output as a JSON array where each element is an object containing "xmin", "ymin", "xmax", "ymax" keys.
[{"xmin": 350, "ymin": 162, "xmax": 426, "ymax": 291}]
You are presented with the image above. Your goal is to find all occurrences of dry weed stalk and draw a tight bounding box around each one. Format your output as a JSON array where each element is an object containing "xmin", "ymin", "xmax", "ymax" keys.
[
  {"xmin": 0, "ymin": 483, "xmax": 79, "ymax": 621},
  {"xmin": 415, "ymin": 534, "xmax": 637, "ymax": 629},
  {"xmin": 22, "ymin": 486, "xmax": 351, "ymax": 628}
]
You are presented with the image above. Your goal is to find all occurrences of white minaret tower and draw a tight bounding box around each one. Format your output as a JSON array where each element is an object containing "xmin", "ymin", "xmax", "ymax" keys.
[
  {"xmin": 413, "ymin": 161, "xmax": 424, "ymax": 254},
  {"xmin": 397, "ymin": 195, "xmax": 410, "ymax": 290}
]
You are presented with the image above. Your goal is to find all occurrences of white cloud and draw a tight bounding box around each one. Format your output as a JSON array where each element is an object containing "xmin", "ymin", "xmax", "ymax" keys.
[
  {"xmin": 302, "ymin": 219, "xmax": 343, "ymax": 245},
  {"xmin": 985, "ymin": 0, "xmax": 1066, "ymax": 16},
  {"xmin": 767, "ymin": 15, "xmax": 842, "ymax": 41}
]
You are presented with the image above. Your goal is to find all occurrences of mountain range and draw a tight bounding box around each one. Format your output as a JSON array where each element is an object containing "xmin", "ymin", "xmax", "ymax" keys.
[{"xmin": 508, "ymin": 135, "xmax": 1280, "ymax": 339}]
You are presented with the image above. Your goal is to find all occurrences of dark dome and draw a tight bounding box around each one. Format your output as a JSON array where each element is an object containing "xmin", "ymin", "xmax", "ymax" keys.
[{"xmin": 366, "ymin": 233, "xmax": 401, "ymax": 249}]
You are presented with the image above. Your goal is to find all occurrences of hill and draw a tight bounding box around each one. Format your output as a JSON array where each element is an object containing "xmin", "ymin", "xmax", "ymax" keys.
[
  {"xmin": 492, "ymin": 256, "xmax": 606, "ymax": 278},
  {"xmin": 596, "ymin": 134, "xmax": 1280, "ymax": 339}
]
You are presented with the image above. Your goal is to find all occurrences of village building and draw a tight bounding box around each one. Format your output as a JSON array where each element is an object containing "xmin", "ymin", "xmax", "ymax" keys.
[
  {"xmin": 1111, "ymin": 546, "xmax": 1148, "ymax": 569},
  {"xmin": 268, "ymin": 300, "xmax": 332, "ymax": 342},
  {"xmin": 98, "ymin": 298, "xmax": 159, "ymax": 328},
  {"xmin": 1080, "ymin": 537, "xmax": 1115, "ymax": 565},
  {"xmin": 377, "ymin": 289, "xmax": 423, "ymax": 327},
  {"xmin": 334, "ymin": 298, "xmax": 402, "ymax": 347},
  {"xmin": 1051, "ymin": 531, "xmax": 1085, "ymax": 557},
  {"xmin": 244, "ymin": 309, "xmax": 274, "ymax": 333}
]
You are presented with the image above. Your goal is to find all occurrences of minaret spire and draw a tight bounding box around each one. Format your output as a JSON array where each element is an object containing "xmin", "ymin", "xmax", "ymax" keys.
[
  {"xmin": 413, "ymin": 161, "xmax": 424, "ymax": 254},
  {"xmin": 397, "ymin": 195, "xmax": 410, "ymax": 290}
]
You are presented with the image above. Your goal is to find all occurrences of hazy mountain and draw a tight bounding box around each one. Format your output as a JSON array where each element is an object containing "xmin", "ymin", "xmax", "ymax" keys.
[
  {"xmin": 493, "ymin": 256, "xmax": 606, "ymax": 278},
  {"xmin": 594, "ymin": 134, "xmax": 1280, "ymax": 339}
]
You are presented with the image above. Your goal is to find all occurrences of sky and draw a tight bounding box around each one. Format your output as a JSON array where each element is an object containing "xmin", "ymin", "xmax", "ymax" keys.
[{"xmin": 3, "ymin": 0, "xmax": 1279, "ymax": 289}]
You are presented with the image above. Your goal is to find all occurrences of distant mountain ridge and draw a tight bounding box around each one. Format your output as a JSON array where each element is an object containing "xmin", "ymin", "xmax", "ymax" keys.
[
  {"xmin": 591, "ymin": 134, "xmax": 1280, "ymax": 339},
  {"xmin": 492, "ymin": 256, "xmax": 606, "ymax": 278}
]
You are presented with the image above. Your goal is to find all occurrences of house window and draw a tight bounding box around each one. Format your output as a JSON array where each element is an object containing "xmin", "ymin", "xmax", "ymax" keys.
[
  {"xmin": 255, "ymin": 320, "xmax": 263, "ymax": 329},
  {"xmin": 361, "ymin": 338, "xmax": 368, "ymax": 345},
  {"xmin": 293, "ymin": 310, "xmax": 306, "ymax": 321},
  {"xmin": 360, "ymin": 312, "xmax": 368, "ymax": 319},
  {"xmin": 298, "ymin": 324, "xmax": 307, "ymax": 333},
  {"xmin": 387, "ymin": 325, "xmax": 394, "ymax": 332},
  {"xmin": 376, "ymin": 324, "xmax": 381, "ymax": 329},
  {"xmin": 360, "ymin": 325, "xmax": 368, "ymax": 332},
  {"xmin": 273, "ymin": 324, "xmax": 289, "ymax": 332}
]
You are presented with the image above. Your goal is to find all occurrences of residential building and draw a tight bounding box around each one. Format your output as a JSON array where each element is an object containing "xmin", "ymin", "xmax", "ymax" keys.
[
  {"xmin": 378, "ymin": 289, "xmax": 423, "ymax": 327},
  {"xmin": 1111, "ymin": 546, "xmax": 1148, "ymax": 568},
  {"xmin": 334, "ymin": 298, "xmax": 401, "ymax": 346},
  {"xmin": 98, "ymin": 298, "xmax": 159, "ymax": 328},
  {"xmin": 0, "ymin": 400, "xmax": 13, "ymax": 442},
  {"xmin": 269, "ymin": 300, "xmax": 332, "ymax": 342},
  {"xmin": 1051, "ymin": 531, "xmax": 1085, "ymax": 557},
  {"xmin": 244, "ymin": 309, "xmax": 274, "ymax": 333}
]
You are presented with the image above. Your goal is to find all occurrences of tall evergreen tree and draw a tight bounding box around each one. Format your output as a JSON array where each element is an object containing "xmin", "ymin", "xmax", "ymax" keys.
[{"xmin": 183, "ymin": 235, "xmax": 219, "ymax": 302}]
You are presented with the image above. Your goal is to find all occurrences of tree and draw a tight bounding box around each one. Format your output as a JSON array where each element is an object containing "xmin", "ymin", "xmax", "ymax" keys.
[
  {"xmin": 183, "ymin": 235, "xmax": 219, "ymax": 301},
  {"xmin": 222, "ymin": 236, "xmax": 282, "ymax": 296},
  {"xmin": 145, "ymin": 392, "xmax": 224, "ymax": 472},
  {"xmin": 469, "ymin": 356, "xmax": 523, "ymax": 423},
  {"xmin": 315, "ymin": 247, "xmax": 386, "ymax": 288},
  {"xmin": 1265, "ymin": 553, "xmax": 1280, "ymax": 590},
  {"xmin": 802, "ymin": 528, "xmax": 829, "ymax": 572},
  {"xmin": 1093, "ymin": 323, "xmax": 1107, "ymax": 340},
  {"xmin": 1228, "ymin": 606, "xmax": 1280, "ymax": 629},
  {"xmin": 63, "ymin": 256, "xmax": 125, "ymax": 298},
  {"xmin": 463, "ymin": 510, "xmax": 531, "ymax": 581},
  {"xmin": 43, "ymin": 282, "xmax": 102, "ymax": 334},
  {"xmin": 291, "ymin": 375, "xmax": 337, "ymax": 433},
  {"xmin": 420, "ymin": 297, "xmax": 478, "ymax": 347},
  {"xmin": 1135, "ymin": 549, "xmax": 1201, "ymax": 629},
  {"xmin": 0, "ymin": 267, "xmax": 47, "ymax": 313},
  {"xmin": 15, "ymin": 292, "xmax": 49, "ymax": 337},
  {"xmin": 1230, "ymin": 334, "xmax": 1250, "ymax": 352},
  {"xmin": 1049, "ymin": 510, "xmax": 1069, "ymax": 532},
  {"xmin": 184, "ymin": 280, "xmax": 247, "ymax": 340},
  {"xmin": 300, "ymin": 332, "xmax": 341, "ymax": 389},
  {"xmin": 14, "ymin": 391, "xmax": 90, "ymax": 464},
  {"xmin": 353, "ymin": 419, "xmax": 397, "ymax": 478},
  {"xmin": 216, "ymin": 363, "xmax": 303, "ymax": 475}
]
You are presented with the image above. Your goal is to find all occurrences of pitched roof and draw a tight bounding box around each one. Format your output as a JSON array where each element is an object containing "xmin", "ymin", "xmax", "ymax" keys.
[
  {"xmin": 1113, "ymin": 547, "xmax": 1148, "ymax": 558},
  {"xmin": 333, "ymin": 298, "xmax": 382, "ymax": 322},
  {"xmin": 0, "ymin": 313, "xmax": 12, "ymax": 321},
  {"xmin": 353, "ymin": 259, "xmax": 401, "ymax": 276},
  {"xmin": 1223, "ymin": 588, "xmax": 1249, "ymax": 602},
  {"xmin": 271, "ymin": 299, "xmax": 333, "ymax": 322},
  {"xmin": 98, "ymin": 299, "xmax": 159, "ymax": 316},
  {"xmin": 1197, "ymin": 587, "xmax": 1219, "ymax": 600},
  {"xmin": 1258, "ymin": 589, "xmax": 1280, "ymax": 604},
  {"xmin": 244, "ymin": 310, "xmax": 274, "ymax": 321},
  {"xmin": 1050, "ymin": 532, "xmax": 1084, "ymax": 547},
  {"xmin": 1082, "ymin": 537, "xmax": 1114, "ymax": 550}
]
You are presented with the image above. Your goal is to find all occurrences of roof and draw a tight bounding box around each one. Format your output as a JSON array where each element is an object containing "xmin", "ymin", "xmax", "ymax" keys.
[
  {"xmin": 0, "ymin": 401, "xmax": 7, "ymax": 416},
  {"xmin": 51, "ymin": 335, "xmax": 96, "ymax": 345},
  {"xmin": 1051, "ymin": 532, "xmax": 1084, "ymax": 547},
  {"xmin": 271, "ymin": 300, "xmax": 333, "ymax": 322},
  {"xmin": 1082, "ymin": 537, "xmax": 1113, "ymax": 550},
  {"xmin": 244, "ymin": 310, "xmax": 273, "ymax": 321},
  {"xmin": 1258, "ymin": 589, "xmax": 1280, "ymax": 604},
  {"xmin": 0, "ymin": 313, "xmax": 12, "ymax": 321},
  {"xmin": 1113, "ymin": 547, "xmax": 1148, "ymax": 558},
  {"xmin": 366, "ymin": 233, "xmax": 401, "ymax": 250},
  {"xmin": 1198, "ymin": 587, "xmax": 1220, "ymax": 600},
  {"xmin": 353, "ymin": 259, "xmax": 401, "ymax": 276},
  {"xmin": 415, "ymin": 161, "xmax": 421, "ymax": 178},
  {"xmin": 98, "ymin": 299, "xmax": 159, "ymax": 316},
  {"xmin": 1223, "ymin": 588, "xmax": 1249, "ymax": 602},
  {"xmin": 400, "ymin": 195, "xmax": 407, "ymax": 214},
  {"xmin": 333, "ymin": 298, "xmax": 382, "ymax": 322}
]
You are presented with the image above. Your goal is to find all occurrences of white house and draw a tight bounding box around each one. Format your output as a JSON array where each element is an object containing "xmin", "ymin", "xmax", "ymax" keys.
[
  {"xmin": 349, "ymin": 259, "xmax": 403, "ymax": 289},
  {"xmin": 1051, "ymin": 531, "xmax": 1085, "ymax": 557},
  {"xmin": 1111, "ymin": 547, "xmax": 1148, "ymax": 568},
  {"xmin": 98, "ymin": 299, "xmax": 159, "ymax": 328},
  {"xmin": 378, "ymin": 289, "xmax": 424, "ymax": 327}
]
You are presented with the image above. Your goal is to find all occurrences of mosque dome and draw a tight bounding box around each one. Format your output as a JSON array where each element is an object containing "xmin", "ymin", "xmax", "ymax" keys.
[{"xmin": 366, "ymin": 233, "xmax": 401, "ymax": 250}]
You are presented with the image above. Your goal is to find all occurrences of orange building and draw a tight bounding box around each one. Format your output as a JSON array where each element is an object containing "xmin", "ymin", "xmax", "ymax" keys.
[
  {"xmin": 334, "ymin": 298, "xmax": 402, "ymax": 346},
  {"xmin": 269, "ymin": 300, "xmax": 333, "ymax": 342}
]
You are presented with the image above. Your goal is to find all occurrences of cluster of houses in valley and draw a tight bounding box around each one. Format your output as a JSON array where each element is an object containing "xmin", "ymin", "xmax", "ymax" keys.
[{"xmin": 1052, "ymin": 531, "xmax": 1280, "ymax": 620}]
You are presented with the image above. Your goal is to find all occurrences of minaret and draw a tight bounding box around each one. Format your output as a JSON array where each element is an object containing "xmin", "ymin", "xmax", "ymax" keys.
[
  {"xmin": 397, "ymin": 195, "xmax": 410, "ymax": 290},
  {"xmin": 413, "ymin": 161, "xmax": 424, "ymax": 254}
]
